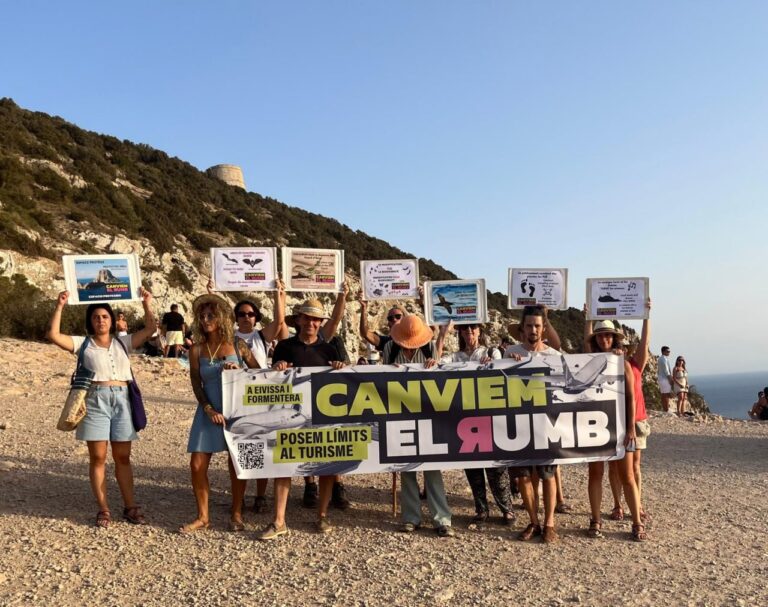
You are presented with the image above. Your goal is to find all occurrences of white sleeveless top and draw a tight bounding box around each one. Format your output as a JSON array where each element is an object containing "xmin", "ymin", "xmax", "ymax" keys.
[{"xmin": 71, "ymin": 335, "xmax": 134, "ymax": 381}]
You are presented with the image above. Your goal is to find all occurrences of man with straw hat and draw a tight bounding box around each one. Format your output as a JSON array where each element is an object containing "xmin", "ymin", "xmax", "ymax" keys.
[
  {"xmin": 256, "ymin": 298, "xmax": 345, "ymax": 540},
  {"xmin": 382, "ymin": 315, "xmax": 454, "ymax": 538}
]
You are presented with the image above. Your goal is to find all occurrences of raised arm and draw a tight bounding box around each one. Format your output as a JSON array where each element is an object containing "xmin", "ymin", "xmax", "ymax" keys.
[
  {"xmin": 582, "ymin": 304, "xmax": 593, "ymax": 353},
  {"xmin": 46, "ymin": 291, "xmax": 75, "ymax": 352},
  {"xmin": 262, "ymin": 278, "xmax": 289, "ymax": 342},
  {"xmin": 320, "ymin": 280, "xmax": 348, "ymax": 341},
  {"xmin": 435, "ymin": 321, "xmax": 453, "ymax": 360},
  {"xmin": 130, "ymin": 288, "xmax": 158, "ymax": 349},
  {"xmin": 357, "ymin": 290, "xmax": 381, "ymax": 347},
  {"xmin": 633, "ymin": 298, "xmax": 651, "ymax": 372},
  {"xmin": 624, "ymin": 359, "xmax": 636, "ymax": 444}
]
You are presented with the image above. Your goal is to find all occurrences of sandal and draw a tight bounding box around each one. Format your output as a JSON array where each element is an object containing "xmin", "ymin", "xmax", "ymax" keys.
[
  {"xmin": 229, "ymin": 518, "xmax": 245, "ymax": 532},
  {"xmin": 555, "ymin": 502, "xmax": 573, "ymax": 514},
  {"xmin": 179, "ymin": 519, "xmax": 210, "ymax": 534},
  {"xmin": 123, "ymin": 506, "xmax": 147, "ymax": 525},
  {"xmin": 518, "ymin": 523, "xmax": 542, "ymax": 542},
  {"xmin": 95, "ymin": 510, "xmax": 111, "ymax": 529},
  {"xmin": 609, "ymin": 506, "xmax": 624, "ymax": 521},
  {"xmin": 631, "ymin": 523, "xmax": 648, "ymax": 542},
  {"xmin": 587, "ymin": 519, "xmax": 603, "ymax": 539},
  {"xmin": 640, "ymin": 510, "xmax": 652, "ymax": 524},
  {"xmin": 471, "ymin": 511, "xmax": 489, "ymax": 524}
]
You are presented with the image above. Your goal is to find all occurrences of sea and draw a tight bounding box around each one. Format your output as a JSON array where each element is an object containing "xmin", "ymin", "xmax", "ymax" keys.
[{"xmin": 692, "ymin": 371, "xmax": 768, "ymax": 420}]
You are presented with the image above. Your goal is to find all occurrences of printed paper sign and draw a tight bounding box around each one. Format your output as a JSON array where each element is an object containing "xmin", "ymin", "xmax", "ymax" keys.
[
  {"xmin": 360, "ymin": 259, "xmax": 419, "ymax": 300},
  {"xmin": 223, "ymin": 354, "xmax": 626, "ymax": 479},
  {"xmin": 282, "ymin": 247, "xmax": 344, "ymax": 292},
  {"xmin": 63, "ymin": 254, "xmax": 141, "ymax": 305},
  {"xmin": 211, "ymin": 247, "xmax": 278, "ymax": 291},
  {"xmin": 424, "ymin": 279, "xmax": 488, "ymax": 325},
  {"xmin": 508, "ymin": 268, "xmax": 568, "ymax": 310},
  {"xmin": 587, "ymin": 277, "xmax": 649, "ymax": 320}
]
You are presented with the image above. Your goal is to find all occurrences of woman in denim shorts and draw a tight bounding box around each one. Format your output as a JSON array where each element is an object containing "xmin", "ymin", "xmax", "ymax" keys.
[{"xmin": 47, "ymin": 288, "xmax": 157, "ymax": 528}]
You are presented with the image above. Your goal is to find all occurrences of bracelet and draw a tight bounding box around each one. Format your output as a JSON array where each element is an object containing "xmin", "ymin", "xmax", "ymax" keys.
[{"xmin": 202, "ymin": 404, "xmax": 214, "ymax": 413}]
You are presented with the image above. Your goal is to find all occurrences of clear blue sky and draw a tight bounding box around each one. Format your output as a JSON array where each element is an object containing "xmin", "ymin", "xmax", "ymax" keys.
[{"xmin": 2, "ymin": 1, "xmax": 767, "ymax": 375}]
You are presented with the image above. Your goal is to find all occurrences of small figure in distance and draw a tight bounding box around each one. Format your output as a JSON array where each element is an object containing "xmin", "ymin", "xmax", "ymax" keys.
[
  {"xmin": 672, "ymin": 356, "xmax": 689, "ymax": 416},
  {"xmin": 748, "ymin": 390, "xmax": 768, "ymax": 420}
]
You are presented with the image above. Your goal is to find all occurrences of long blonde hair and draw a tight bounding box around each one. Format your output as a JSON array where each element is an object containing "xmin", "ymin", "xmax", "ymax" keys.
[{"xmin": 192, "ymin": 298, "xmax": 234, "ymax": 345}]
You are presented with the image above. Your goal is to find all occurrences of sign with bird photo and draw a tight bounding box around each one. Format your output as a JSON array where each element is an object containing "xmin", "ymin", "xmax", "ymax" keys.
[
  {"xmin": 62, "ymin": 254, "xmax": 142, "ymax": 305},
  {"xmin": 282, "ymin": 247, "xmax": 345, "ymax": 292},
  {"xmin": 424, "ymin": 279, "xmax": 488, "ymax": 326},
  {"xmin": 507, "ymin": 268, "xmax": 568, "ymax": 310},
  {"xmin": 360, "ymin": 259, "xmax": 420, "ymax": 300},
  {"xmin": 586, "ymin": 277, "xmax": 649, "ymax": 320},
  {"xmin": 211, "ymin": 247, "xmax": 278, "ymax": 291}
]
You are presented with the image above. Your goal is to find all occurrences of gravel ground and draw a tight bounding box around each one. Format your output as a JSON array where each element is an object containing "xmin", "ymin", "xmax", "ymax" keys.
[{"xmin": 1, "ymin": 339, "xmax": 767, "ymax": 607}]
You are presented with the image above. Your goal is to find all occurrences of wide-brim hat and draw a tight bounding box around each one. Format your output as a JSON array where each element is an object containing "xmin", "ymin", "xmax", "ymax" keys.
[
  {"xmin": 192, "ymin": 294, "xmax": 232, "ymax": 316},
  {"xmin": 295, "ymin": 299, "xmax": 329, "ymax": 320},
  {"xmin": 390, "ymin": 315, "xmax": 433, "ymax": 349},
  {"xmin": 587, "ymin": 319, "xmax": 625, "ymax": 342}
]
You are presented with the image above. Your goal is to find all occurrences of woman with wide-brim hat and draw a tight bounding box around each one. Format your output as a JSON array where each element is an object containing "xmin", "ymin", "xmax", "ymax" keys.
[
  {"xmin": 382, "ymin": 316, "xmax": 454, "ymax": 537},
  {"xmin": 583, "ymin": 318, "xmax": 647, "ymax": 541},
  {"xmin": 181, "ymin": 293, "xmax": 260, "ymax": 533}
]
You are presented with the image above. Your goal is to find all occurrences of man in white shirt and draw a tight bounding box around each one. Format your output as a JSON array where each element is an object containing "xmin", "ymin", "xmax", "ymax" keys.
[{"xmin": 657, "ymin": 346, "xmax": 673, "ymax": 414}]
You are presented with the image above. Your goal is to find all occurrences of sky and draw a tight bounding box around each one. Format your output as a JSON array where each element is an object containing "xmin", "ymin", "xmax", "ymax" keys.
[{"xmin": 2, "ymin": 1, "xmax": 767, "ymax": 375}]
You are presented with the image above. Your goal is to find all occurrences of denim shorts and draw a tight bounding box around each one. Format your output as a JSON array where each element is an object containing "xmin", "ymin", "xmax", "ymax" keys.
[{"xmin": 75, "ymin": 385, "xmax": 138, "ymax": 442}]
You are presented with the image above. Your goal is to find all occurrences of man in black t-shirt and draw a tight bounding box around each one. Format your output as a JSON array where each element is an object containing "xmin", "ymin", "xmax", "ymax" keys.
[
  {"xmin": 161, "ymin": 304, "xmax": 186, "ymax": 358},
  {"xmin": 256, "ymin": 299, "xmax": 346, "ymax": 541}
]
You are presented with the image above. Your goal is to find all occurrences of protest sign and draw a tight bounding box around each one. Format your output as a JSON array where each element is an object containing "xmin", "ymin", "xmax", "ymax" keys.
[
  {"xmin": 282, "ymin": 247, "xmax": 344, "ymax": 292},
  {"xmin": 508, "ymin": 268, "xmax": 568, "ymax": 310},
  {"xmin": 63, "ymin": 254, "xmax": 142, "ymax": 304},
  {"xmin": 424, "ymin": 279, "xmax": 488, "ymax": 325},
  {"xmin": 211, "ymin": 247, "xmax": 278, "ymax": 291},
  {"xmin": 360, "ymin": 259, "xmax": 419, "ymax": 300},
  {"xmin": 223, "ymin": 354, "xmax": 626, "ymax": 479},
  {"xmin": 586, "ymin": 277, "xmax": 649, "ymax": 320}
]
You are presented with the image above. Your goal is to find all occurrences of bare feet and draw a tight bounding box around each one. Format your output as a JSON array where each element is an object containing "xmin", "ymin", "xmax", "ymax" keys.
[{"xmin": 179, "ymin": 518, "xmax": 209, "ymax": 534}]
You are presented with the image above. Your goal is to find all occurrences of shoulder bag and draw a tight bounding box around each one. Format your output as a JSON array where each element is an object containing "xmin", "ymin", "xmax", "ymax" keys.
[{"xmin": 56, "ymin": 337, "xmax": 94, "ymax": 431}]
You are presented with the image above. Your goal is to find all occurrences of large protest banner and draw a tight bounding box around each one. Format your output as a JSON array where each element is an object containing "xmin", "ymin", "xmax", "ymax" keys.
[{"xmin": 222, "ymin": 354, "xmax": 626, "ymax": 480}]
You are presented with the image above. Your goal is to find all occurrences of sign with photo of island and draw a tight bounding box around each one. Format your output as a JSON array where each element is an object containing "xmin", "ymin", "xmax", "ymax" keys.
[
  {"xmin": 424, "ymin": 279, "xmax": 488, "ymax": 326},
  {"xmin": 508, "ymin": 268, "xmax": 568, "ymax": 310},
  {"xmin": 586, "ymin": 277, "xmax": 649, "ymax": 320},
  {"xmin": 62, "ymin": 254, "xmax": 142, "ymax": 304},
  {"xmin": 281, "ymin": 247, "xmax": 345, "ymax": 292},
  {"xmin": 360, "ymin": 259, "xmax": 419, "ymax": 300},
  {"xmin": 211, "ymin": 247, "xmax": 278, "ymax": 291}
]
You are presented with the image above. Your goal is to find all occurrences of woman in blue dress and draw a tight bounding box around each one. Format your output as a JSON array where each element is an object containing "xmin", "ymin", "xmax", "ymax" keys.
[{"xmin": 181, "ymin": 294, "xmax": 260, "ymax": 533}]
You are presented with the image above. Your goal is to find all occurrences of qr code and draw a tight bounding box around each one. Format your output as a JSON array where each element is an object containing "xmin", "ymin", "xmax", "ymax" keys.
[{"xmin": 237, "ymin": 442, "xmax": 265, "ymax": 470}]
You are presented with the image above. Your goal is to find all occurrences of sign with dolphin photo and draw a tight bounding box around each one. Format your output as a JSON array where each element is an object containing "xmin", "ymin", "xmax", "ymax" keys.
[
  {"xmin": 424, "ymin": 279, "xmax": 488, "ymax": 326},
  {"xmin": 62, "ymin": 254, "xmax": 142, "ymax": 305},
  {"xmin": 360, "ymin": 259, "xmax": 419, "ymax": 300},
  {"xmin": 586, "ymin": 277, "xmax": 649, "ymax": 320},
  {"xmin": 281, "ymin": 247, "xmax": 345, "ymax": 292},
  {"xmin": 508, "ymin": 268, "xmax": 568, "ymax": 310},
  {"xmin": 222, "ymin": 354, "xmax": 627, "ymax": 480},
  {"xmin": 211, "ymin": 247, "xmax": 278, "ymax": 291}
]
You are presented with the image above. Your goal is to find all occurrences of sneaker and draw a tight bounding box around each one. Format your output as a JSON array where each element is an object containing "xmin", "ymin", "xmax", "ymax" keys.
[
  {"xmin": 331, "ymin": 481, "xmax": 351, "ymax": 510},
  {"xmin": 256, "ymin": 522, "xmax": 288, "ymax": 541},
  {"xmin": 302, "ymin": 481, "xmax": 319, "ymax": 508},
  {"xmin": 315, "ymin": 517, "xmax": 332, "ymax": 534},
  {"xmin": 518, "ymin": 523, "xmax": 542, "ymax": 541},
  {"xmin": 542, "ymin": 526, "xmax": 559, "ymax": 543},
  {"xmin": 436, "ymin": 525, "xmax": 455, "ymax": 538},
  {"xmin": 252, "ymin": 495, "xmax": 267, "ymax": 513},
  {"xmin": 401, "ymin": 522, "xmax": 421, "ymax": 533}
]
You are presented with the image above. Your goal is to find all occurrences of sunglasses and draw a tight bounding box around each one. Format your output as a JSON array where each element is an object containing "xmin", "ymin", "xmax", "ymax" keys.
[
  {"xmin": 387, "ymin": 314, "xmax": 403, "ymax": 322},
  {"xmin": 237, "ymin": 311, "xmax": 257, "ymax": 318},
  {"xmin": 198, "ymin": 312, "xmax": 216, "ymax": 321},
  {"xmin": 459, "ymin": 324, "xmax": 480, "ymax": 331}
]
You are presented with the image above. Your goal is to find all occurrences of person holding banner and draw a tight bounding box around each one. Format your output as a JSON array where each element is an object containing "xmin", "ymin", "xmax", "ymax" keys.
[
  {"xmin": 437, "ymin": 322, "xmax": 515, "ymax": 526},
  {"xmin": 46, "ymin": 288, "xmax": 157, "ymax": 528},
  {"xmin": 256, "ymin": 299, "xmax": 346, "ymax": 540},
  {"xmin": 181, "ymin": 294, "xmax": 261, "ymax": 534},
  {"xmin": 232, "ymin": 280, "xmax": 289, "ymax": 513},
  {"xmin": 583, "ymin": 318, "xmax": 647, "ymax": 542},
  {"xmin": 383, "ymin": 315, "xmax": 454, "ymax": 538},
  {"xmin": 504, "ymin": 305, "xmax": 562, "ymax": 543}
]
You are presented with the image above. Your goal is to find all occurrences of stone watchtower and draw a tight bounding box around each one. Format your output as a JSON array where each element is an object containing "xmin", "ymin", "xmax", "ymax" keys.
[{"xmin": 207, "ymin": 164, "xmax": 246, "ymax": 190}]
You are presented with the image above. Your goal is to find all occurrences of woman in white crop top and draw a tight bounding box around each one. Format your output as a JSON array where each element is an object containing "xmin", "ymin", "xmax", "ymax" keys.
[{"xmin": 47, "ymin": 288, "xmax": 157, "ymax": 529}]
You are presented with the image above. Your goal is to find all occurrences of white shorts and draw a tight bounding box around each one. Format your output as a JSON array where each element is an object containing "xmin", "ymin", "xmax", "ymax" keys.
[
  {"xmin": 658, "ymin": 377, "xmax": 672, "ymax": 394},
  {"xmin": 166, "ymin": 331, "xmax": 184, "ymax": 346}
]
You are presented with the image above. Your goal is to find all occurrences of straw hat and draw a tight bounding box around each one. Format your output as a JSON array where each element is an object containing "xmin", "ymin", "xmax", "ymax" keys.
[
  {"xmin": 587, "ymin": 319, "xmax": 625, "ymax": 341},
  {"xmin": 390, "ymin": 315, "xmax": 433, "ymax": 349},
  {"xmin": 295, "ymin": 299, "xmax": 329, "ymax": 320},
  {"xmin": 192, "ymin": 293, "xmax": 231, "ymax": 316}
]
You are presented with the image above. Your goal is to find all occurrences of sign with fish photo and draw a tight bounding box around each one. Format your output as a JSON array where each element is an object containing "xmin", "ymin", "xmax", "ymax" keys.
[
  {"xmin": 586, "ymin": 277, "xmax": 649, "ymax": 320},
  {"xmin": 508, "ymin": 268, "xmax": 568, "ymax": 310},
  {"xmin": 282, "ymin": 247, "xmax": 345, "ymax": 292},
  {"xmin": 424, "ymin": 279, "xmax": 488, "ymax": 325},
  {"xmin": 360, "ymin": 259, "xmax": 419, "ymax": 300},
  {"xmin": 62, "ymin": 254, "xmax": 142, "ymax": 304},
  {"xmin": 211, "ymin": 247, "xmax": 278, "ymax": 291}
]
